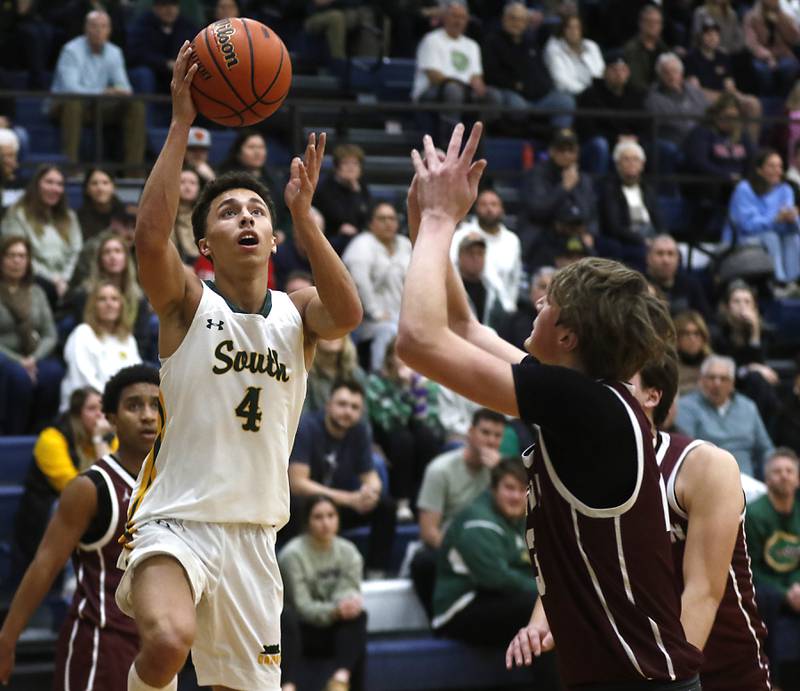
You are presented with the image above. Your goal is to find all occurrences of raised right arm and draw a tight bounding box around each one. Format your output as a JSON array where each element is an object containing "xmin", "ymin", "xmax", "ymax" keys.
[{"xmin": 135, "ymin": 42, "xmax": 202, "ymax": 339}]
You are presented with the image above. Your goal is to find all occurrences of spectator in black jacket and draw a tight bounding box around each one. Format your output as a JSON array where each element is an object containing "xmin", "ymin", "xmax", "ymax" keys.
[
  {"xmin": 313, "ymin": 143, "xmax": 372, "ymax": 255},
  {"xmin": 126, "ymin": 0, "xmax": 197, "ymax": 93},
  {"xmin": 772, "ymin": 361, "xmax": 800, "ymax": 455},
  {"xmin": 576, "ymin": 50, "xmax": 647, "ymax": 174},
  {"xmin": 682, "ymin": 93, "xmax": 754, "ymax": 241},
  {"xmin": 597, "ymin": 139, "xmax": 662, "ymax": 271},
  {"xmin": 645, "ymin": 234, "xmax": 713, "ymax": 322},
  {"xmin": 520, "ymin": 127, "xmax": 597, "ymax": 267},
  {"xmin": 482, "ymin": 1, "xmax": 574, "ymax": 129}
]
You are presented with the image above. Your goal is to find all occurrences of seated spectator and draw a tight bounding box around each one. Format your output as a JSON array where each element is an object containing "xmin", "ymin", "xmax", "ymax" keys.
[
  {"xmin": 0, "ymin": 165, "xmax": 82, "ymax": 306},
  {"xmin": 575, "ymin": 50, "xmax": 647, "ymax": 175},
  {"xmin": 713, "ymin": 279, "xmax": 780, "ymax": 423},
  {"xmin": 217, "ymin": 129, "xmax": 288, "ymax": 231},
  {"xmin": 0, "ymin": 0, "xmax": 53, "ymax": 89},
  {"xmin": 744, "ymin": 0, "xmax": 800, "ymax": 96},
  {"xmin": 0, "ymin": 236, "xmax": 63, "ymax": 434},
  {"xmin": 410, "ymin": 408, "xmax": 505, "ymax": 616},
  {"xmin": 60, "ymin": 281, "xmax": 142, "ymax": 411},
  {"xmin": 645, "ymin": 53, "xmax": 709, "ymax": 171},
  {"xmin": 772, "ymin": 358, "xmax": 800, "ymax": 453},
  {"xmin": 288, "ymin": 380, "xmax": 397, "ymax": 576},
  {"xmin": 68, "ymin": 231, "xmax": 152, "ymax": 359},
  {"xmin": 683, "ymin": 94, "xmax": 754, "ymax": 240},
  {"xmin": 304, "ymin": 336, "xmax": 367, "ymax": 414},
  {"xmin": 50, "ymin": 11, "xmax": 146, "ymax": 173},
  {"xmin": 126, "ymin": 0, "xmax": 197, "ymax": 93},
  {"xmin": 273, "ymin": 209, "xmax": 318, "ymax": 290},
  {"xmin": 597, "ymin": 140, "xmax": 662, "ymax": 270},
  {"xmin": 279, "ymin": 496, "xmax": 367, "ymax": 691},
  {"xmin": 171, "ymin": 165, "xmax": 202, "ymax": 265},
  {"xmin": 525, "ymin": 201, "xmax": 595, "ymax": 274},
  {"xmin": 366, "ymin": 337, "xmax": 444, "ymax": 521},
  {"xmin": 745, "ymin": 447, "xmax": 800, "ymax": 689},
  {"xmin": 456, "ymin": 232, "xmax": 508, "ymax": 330},
  {"xmin": 726, "ymin": 148, "xmax": 800, "ymax": 285},
  {"xmin": 432, "ymin": 458, "xmax": 538, "ymax": 646},
  {"xmin": 12, "ymin": 386, "xmax": 115, "ymax": 579},
  {"xmin": 624, "ymin": 4, "xmax": 670, "ymax": 93},
  {"xmin": 645, "ymin": 234, "xmax": 712, "ymax": 321},
  {"xmin": 76, "ymin": 168, "xmax": 126, "ymax": 242},
  {"xmin": 691, "ymin": 0, "xmax": 747, "ymax": 57},
  {"xmin": 451, "ymin": 189, "xmax": 522, "ymax": 313},
  {"xmin": 0, "ymin": 128, "xmax": 23, "ymax": 209},
  {"xmin": 674, "ymin": 310, "xmax": 713, "ymax": 395},
  {"xmin": 520, "ymin": 128, "xmax": 597, "ymax": 263},
  {"xmin": 184, "ymin": 126, "xmax": 216, "ymax": 184},
  {"xmin": 544, "ymin": 13, "xmax": 604, "ymax": 97},
  {"xmin": 499, "ymin": 266, "xmax": 555, "ymax": 351},
  {"xmin": 685, "ymin": 17, "xmax": 762, "ymax": 144},
  {"xmin": 676, "ymin": 354, "xmax": 774, "ymax": 479},
  {"xmin": 481, "ymin": 2, "xmax": 574, "ymax": 129},
  {"xmin": 342, "ymin": 202, "xmax": 411, "ymax": 371},
  {"xmin": 314, "ymin": 144, "xmax": 371, "ymax": 255},
  {"xmin": 303, "ymin": 0, "xmax": 381, "ymax": 60},
  {"xmin": 411, "ymin": 0, "xmax": 502, "ymax": 139}
]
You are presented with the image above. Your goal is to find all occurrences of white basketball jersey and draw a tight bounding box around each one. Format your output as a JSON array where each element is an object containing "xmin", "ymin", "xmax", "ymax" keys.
[{"xmin": 126, "ymin": 282, "xmax": 306, "ymax": 530}]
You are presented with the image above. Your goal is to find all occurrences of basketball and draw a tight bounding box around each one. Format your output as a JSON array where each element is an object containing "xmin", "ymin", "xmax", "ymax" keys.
[{"xmin": 189, "ymin": 17, "xmax": 292, "ymax": 127}]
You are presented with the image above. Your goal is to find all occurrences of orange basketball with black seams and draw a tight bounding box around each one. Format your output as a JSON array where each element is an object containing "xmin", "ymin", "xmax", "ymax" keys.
[{"xmin": 189, "ymin": 17, "xmax": 292, "ymax": 127}]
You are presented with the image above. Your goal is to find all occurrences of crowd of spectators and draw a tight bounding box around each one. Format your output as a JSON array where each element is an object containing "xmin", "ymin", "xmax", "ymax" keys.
[{"xmin": 6, "ymin": 0, "xmax": 800, "ymax": 688}]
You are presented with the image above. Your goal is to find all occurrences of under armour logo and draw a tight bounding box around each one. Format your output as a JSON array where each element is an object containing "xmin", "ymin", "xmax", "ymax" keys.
[
  {"xmin": 206, "ymin": 319, "xmax": 224, "ymax": 330},
  {"xmin": 123, "ymin": 490, "xmax": 131, "ymax": 503}
]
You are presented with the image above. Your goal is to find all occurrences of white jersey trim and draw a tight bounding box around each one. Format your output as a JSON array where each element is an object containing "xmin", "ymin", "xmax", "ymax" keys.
[
  {"xmin": 86, "ymin": 625, "xmax": 99, "ymax": 690},
  {"xmin": 538, "ymin": 386, "xmax": 644, "ymax": 518},
  {"xmin": 738, "ymin": 527, "xmax": 773, "ymax": 686},
  {"xmin": 571, "ymin": 507, "xmax": 645, "ymax": 678},
  {"xmin": 660, "ymin": 433, "xmax": 707, "ymax": 521},
  {"xmin": 78, "ymin": 466, "xmax": 119, "ymax": 553}
]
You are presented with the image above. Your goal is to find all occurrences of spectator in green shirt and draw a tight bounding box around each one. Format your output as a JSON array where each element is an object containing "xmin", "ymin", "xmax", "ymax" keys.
[{"xmin": 745, "ymin": 447, "xmax": 800, "ymax": 688}]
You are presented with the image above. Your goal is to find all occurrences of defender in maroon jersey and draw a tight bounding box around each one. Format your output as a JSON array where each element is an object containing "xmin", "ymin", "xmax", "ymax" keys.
[
  {"xmin": 637, "ymin": 357, "xmax": 771, "ymax": 691},
  {"xmin": 0, "ymin": 365, "xmax": 159, "ymax": 689},
  {"xmin": 398, "ymin": 123, "xmax": 702, "ymax": 689}
]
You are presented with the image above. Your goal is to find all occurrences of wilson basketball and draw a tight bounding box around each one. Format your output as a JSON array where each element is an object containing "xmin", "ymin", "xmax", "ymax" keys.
[{"xmin": 189, "ymin": 17, "xmax": 292, "ymax": 127}]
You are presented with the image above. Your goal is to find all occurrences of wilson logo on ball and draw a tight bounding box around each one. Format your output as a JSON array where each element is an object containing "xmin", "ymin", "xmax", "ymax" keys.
[{"xmin": 214, "ymin": 19, "xmax": 239, "ymax": 69}]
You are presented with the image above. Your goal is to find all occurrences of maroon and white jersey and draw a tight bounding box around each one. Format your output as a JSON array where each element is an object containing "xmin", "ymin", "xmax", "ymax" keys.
[
  {"xmin": 655, "ymin": 431, "xmax": 771, "ymax": 691},
  {"xmin": 67, "ymin": 454, "xmax": 138, "ymax": 637},
  {"xmin": 516, "ymin": 368, "xmax": 703, "ymax": 688}
]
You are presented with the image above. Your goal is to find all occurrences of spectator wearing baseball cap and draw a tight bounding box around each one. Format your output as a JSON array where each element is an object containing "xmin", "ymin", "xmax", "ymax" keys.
[
  {"xmin": 456, "ymin": 232, "xmax": 508, "ymax": 330},
  {"xmin": 520, "ymin": 128, "xmax": 597, "ymax": 270},
  {"xmin": 184, "ymin": 126, "xmax": 216, "ymax": 183},
  {"xmin": 525, "ymin": 199, "xmax": 596, "ymax": 273},
  {"xmin": 575, "ymin": 48, "xmax": 648, "ymax": 174}
]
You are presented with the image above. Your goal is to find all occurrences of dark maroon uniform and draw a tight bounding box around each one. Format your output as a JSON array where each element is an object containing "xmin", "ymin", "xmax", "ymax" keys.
[
  {"xmin": 655, "ymin": 431, "xmax": 771, "ymax": 691},
  {"xmin": 52, "ymin": 455, "xmax": 139, "ymax": 691},
  {"xmin": 513, "ymin": 360, "xmax": 702, "ymax": 689}
]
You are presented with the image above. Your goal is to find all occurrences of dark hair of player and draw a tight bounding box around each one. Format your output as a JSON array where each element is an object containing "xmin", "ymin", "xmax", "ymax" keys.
[
  {"xmin": 548, "ymin": 257, "xmax": 676, "ymax": 381},
  {"xmin": 638, "ymin": 349, "xmax": 679, "ymax": 428},
  {"xmin": 102, "ymin": 364, "xmax": 161, "ymax": 415},
  {"xmin": 191, "ymin": 171, "xmax": 276, "ymax": 247},
  {"xmin": 490, "ymin": 456, "xmax": 527, "ymax": 488}
]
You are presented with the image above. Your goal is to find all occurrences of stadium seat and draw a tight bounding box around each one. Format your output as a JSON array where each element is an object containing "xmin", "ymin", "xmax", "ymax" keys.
[{"xmin": 0, "ymin": 436, "xmax": 35, "ymax": 486}]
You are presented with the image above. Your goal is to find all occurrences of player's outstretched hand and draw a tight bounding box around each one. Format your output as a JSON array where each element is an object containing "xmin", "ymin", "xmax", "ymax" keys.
[
  {"xmin": 505, "ymin": 622, "xmax": 554, "ymax": 669},
  {"xmin": 285, "ymin": 132, "xmax": 327, "ymax": 219},
  {"xmin": 170, "ymin": 40, "xmax": 198, "ymax": 126},
  {"xmin": 410, "ymin": 123, "xmax": 486, "ymax": 227},
  {"xmin": 0, "ymin": 632, "xmax": 15, "ymax": 685}
]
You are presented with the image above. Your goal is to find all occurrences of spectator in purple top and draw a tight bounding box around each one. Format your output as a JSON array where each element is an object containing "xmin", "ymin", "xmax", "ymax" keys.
[{"xmin": 126, "ymin": 0, "xmax": 198, "ymax": 94}]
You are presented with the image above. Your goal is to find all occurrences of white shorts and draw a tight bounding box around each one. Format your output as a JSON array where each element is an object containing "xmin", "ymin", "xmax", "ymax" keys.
[{"xmin": 115, "ymin": 519, "xmax": 283, "ymax": 690}]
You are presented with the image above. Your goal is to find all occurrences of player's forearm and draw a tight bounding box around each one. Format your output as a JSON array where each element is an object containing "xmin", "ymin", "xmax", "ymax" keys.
[
  {"xmin": 295, "ymin": 212, "xmax": 362, "ymax": 330},
  {"xmin": 531, "ymin": 596, "xmax": 547, "ymax": 626},
  {"xmin": 135, "ymin": 120, "xmax": 190, "ymax": 250},
  {"xmin": 292, "ymin": 474, "xmax": 354, "ymax": 508},
  {"xmin": 680, "ymin": 586, "xmax": 721, "ymax": 650}
]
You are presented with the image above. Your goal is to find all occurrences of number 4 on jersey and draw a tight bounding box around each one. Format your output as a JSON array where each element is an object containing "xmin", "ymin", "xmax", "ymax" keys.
[{"xmin": 236, "ymin": 386, "xmax": 263, "ymax": 431}]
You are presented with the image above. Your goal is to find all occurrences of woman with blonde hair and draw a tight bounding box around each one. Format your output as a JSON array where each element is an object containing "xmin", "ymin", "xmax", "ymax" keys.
[
  {"xmin": 674, "ymin": 310, "xmax": 713, "ymax": 394},
  {"xmin": 59, "ymin": 281, "xmax": 141, "ymax": 411},
  {"xmin": 305, "ymin": 335, "xmax": 367, "ymax": 413},
  {"xmin": 0, "ymin": 164, "xmax": 81, "ymax": 305}
]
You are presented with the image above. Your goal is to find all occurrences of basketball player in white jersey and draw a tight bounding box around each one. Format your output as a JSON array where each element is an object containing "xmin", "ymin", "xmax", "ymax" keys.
[{"xmin": 115, "ymin": 43, "xmax": 363, "ymax": 691}]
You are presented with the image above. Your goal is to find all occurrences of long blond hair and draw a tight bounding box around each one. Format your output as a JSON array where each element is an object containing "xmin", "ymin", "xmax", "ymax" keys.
[
  {"xmin": 83, "ymin": 281, "xmax": 130, "ymax": 339},
  {"xmin": 87, "ymin": 231, "xmax": 141, "ymax": 332}
]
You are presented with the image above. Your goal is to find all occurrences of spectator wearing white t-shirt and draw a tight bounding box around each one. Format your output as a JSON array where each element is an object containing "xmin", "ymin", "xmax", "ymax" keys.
[
  {"xmin": 450, "ymin": 189, "xmax": 522, "ymax": 313},
  {"xmin": 411, "ymin": 0, "xmax": 502, "ymax": 137},
  {"xmin": 544, "ymin": 13, "xmax": 605, "ymax": 96}
]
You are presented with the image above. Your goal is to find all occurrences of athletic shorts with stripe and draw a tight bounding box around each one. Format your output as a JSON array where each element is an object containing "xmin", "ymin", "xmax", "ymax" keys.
[
  {"xmin": 116, "ymin": 518, "xmax": 283, "ymax": 690},
  {"xmin": 53, "ymin": 615, "xmax": 138, "ymax": 691}
]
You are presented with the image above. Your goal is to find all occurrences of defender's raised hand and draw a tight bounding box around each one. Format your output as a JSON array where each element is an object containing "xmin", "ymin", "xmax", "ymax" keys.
[
  {"xmin": 410, "ymin": 123, "xmax": 487, "ymax": 225},
  {"xmin": 285, "ymin": 132, "xmax": 327, "ymax": 217},
  {"xmin": 170, "ymin": 41, "xmax": 198, "ymax": 126}
]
